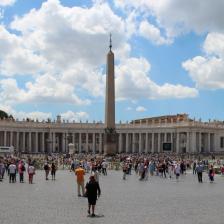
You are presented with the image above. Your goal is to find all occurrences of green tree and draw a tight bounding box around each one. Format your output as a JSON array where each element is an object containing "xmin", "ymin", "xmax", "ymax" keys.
[{"xmin": 0, "ymin": 110, "xmax": 9, "ymax": 119}]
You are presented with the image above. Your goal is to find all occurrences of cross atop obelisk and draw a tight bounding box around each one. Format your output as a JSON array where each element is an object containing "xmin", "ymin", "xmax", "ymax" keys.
[{"xmin": 104, "ymin": 34, "xmax": 117, "ymax": 155}]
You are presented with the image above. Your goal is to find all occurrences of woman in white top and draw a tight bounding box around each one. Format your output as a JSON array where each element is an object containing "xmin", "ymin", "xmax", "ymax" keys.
[
  {"xmin": 28, "ymin": 164, "xmax": 35, "ymax": 184},
  {"xmin": 175, "ymin": 164, "xmax": 181, "ymax": 180}
]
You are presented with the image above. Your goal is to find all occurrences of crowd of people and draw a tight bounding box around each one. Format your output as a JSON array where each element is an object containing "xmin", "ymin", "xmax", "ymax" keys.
[{"xmin": 1, "ymin": 152, "xmax": 224, "ymax": 216}]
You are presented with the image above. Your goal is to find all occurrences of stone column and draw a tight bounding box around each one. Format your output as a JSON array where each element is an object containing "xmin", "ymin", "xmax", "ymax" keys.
[
  {"xmin": 99, "ymin": 133, "xmax": 103, "ymax": 154},
  {"xmin": 92, "ymin": 133, "xmax": 96, "ymax": 154},
  {"xmin": 85, "ymin": 133, "xmax": 88, "ymax": 153},
  {"xmin": 4, "ymin": 131, "xmax": 7, "ymax": 146},
  {"xmin": 158, "ymin": 133, "xmax": 161, "ymax": 153},
  {"xmin": 62, "ymin": 133, "xmax": 66, "ymax": 153},
  {"xmin": 151, "ymin": 132, "xmax": 154, "ymax": 153},
  {"xmin": 170, "ymin": 132, "xmax": 173, "ymax": 152},
  {"xmin": 176, "ymin": 132, "xmax": 179, "ymax": 154},
  {"xmin": 10, "ymin": 131, "xmax": 13, "ymax": 147},
  {"xmin": 199, "ymin": 132, "xmax": 201, "ymax": 153},
  {"xmin": 72, "ymin": 133, "xmax": 75, "ymax": 144},
  {"xmin": 23, "ymin": 132, "xmax": 26, "ymax": 152},
  {"xmin": 16, "ymin": 132, "xmax": 19, "ymax": 151},
  {"xmin": 139, "ymin": 133, "xmax": 142, "ymax": 153},
  {"xmin": 145, "ymin": 132, "xmax": 149, "ymax": 153},
  {"xmin": 79, "ymin": 133, "xmax": 82, "ymax": 153},
  {"xmin": 126, "ymin": 133, "xmax": 129, "ymax": 153},
  {"xmin": 186, "ymin": 132, "xmax": 190, "ymax": 153},
  {"xmin": 132, "ymin": 133, "xmax": 135, "ymax": 153},
  {"xmin": 164, "ymin": 132, "xmax": 167, "ymax": 143},
  {"xmin": 52, "ymin": 132, "xmax": 56, "ymax": 153},
  {"xmin": 118, "ymin": 133, "xmax": 122, "ymax": 153},
  {"xmin": 28, "ymin": 132, "xmax": 32, "ymax": 153},
  {"xmin": 42, "ymin": 132, "xmax": 45, "ymax": 153},
  {"xmin": 208, "ymin": 133, "xmax": 210, "ymax": 153},
  {"xmin": 191, "ymin": 131, "xmax": 196, "ymax": 153},
  {"xmin": 35, "ymin": 132, "xmax": 38, "ymax": 153}
]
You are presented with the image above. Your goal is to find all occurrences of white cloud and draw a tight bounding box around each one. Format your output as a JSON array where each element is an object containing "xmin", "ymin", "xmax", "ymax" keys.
[
  {"xmin": 60, "ymin": 110, "xmax": 89, "ymax": 122},
  {"xmin": 126, "ymin": 107, "xmax": 132, "ymax": 111},
  {"xmin": 10, "ymin": 0, "xmax": 126, "ymax": 68},
  {"xmin": 203, "ymin": 33, "xmax": 224, "ymax": 58},
  {"xmin": 136, "ymin": 106, "xmax": 146, "ymax": 112},
  {"xmin": 0, "ymin": 9, "xmax": 4, "ymax": 19},
  {"xmin": 0, "ymin": 0, "xmax": 16, "ymax": 6},
  {"xmin": 0, "ymin": 104, "xmax": 88, "ymax": 121},
  {"xmin": 0, "ymin": 25, "xmax": 47, "ymax": 76},
  {"xmin": 139, "ymin": 20, "xmax": 171, "ymax": 45},
  {"xmin": 114, "ymin": 0, "xmax": 224, "ymax": 37},
  {"xmin": 0, "ymin": 104, "xmax": 52, "ymax": 120},
  {"xmin": 0, "ymin": 76, "xmax": 90, "ymax": 105},
  {"xmin": 0, "ymin": 0, "xmax": 128, "ymax": 105},
  {"xmin": 0, "ymin": 0, "xmax": 201, "ymax": 112},
  {"xmin": 16, "ymin": 111, "xmax": 52, "ymax": 121},
  {"xmin": 116, "ymin": 57, "xmax": 198, "ymax": 100},
  {"xmin": 183, "ymin": 32, "xmax": 224, "ymax": 89}
]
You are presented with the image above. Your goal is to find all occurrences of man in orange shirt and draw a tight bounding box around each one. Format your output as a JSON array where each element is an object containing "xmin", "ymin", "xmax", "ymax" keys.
[{"xmin": 75, "ymin": 164, "xmax": 85, "ymax": 197}]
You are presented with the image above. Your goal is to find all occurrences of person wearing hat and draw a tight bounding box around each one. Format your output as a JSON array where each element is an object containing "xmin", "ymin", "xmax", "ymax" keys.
[
  {"xmin": 85, "ymin": 174, "xmax": 101, "ymax": 217},
  {"xmin": 75, "ymin": 164, "xmax": 85, "ymax": 197}
]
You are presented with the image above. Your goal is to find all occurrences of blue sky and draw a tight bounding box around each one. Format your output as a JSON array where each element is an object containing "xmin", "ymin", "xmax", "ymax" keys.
[{"xmin": 0, "ymin": 0, "xmax": 224, "ymax": 122}]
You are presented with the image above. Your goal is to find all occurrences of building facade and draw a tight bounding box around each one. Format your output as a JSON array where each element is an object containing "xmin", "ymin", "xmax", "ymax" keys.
[{"xmin": 0, "ymin": 114, "xmax": 224, "ymax": 154}]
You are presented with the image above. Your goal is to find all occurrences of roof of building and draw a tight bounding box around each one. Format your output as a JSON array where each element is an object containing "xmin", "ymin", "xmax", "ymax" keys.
[{"xmin": 130, "ymin": 114, "xmax": 192, "ymax": 124}]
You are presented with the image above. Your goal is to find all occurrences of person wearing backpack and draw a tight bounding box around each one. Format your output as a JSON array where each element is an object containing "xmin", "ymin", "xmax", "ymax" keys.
[
  {"xmin": 44, "ymin": 162, "xmax": 50, "ymax": 180},
  {"xmin": 18, "ymin": 161, "xmax": 26, "ymax": 183}
]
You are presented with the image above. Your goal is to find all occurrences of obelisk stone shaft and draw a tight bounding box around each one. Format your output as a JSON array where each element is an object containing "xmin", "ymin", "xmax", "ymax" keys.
[
  {"xmin": 105, "ymin": 50, "xmax": 115, "ymax": 129},
  {"xmin": 104, "ymin": 47, "xmax": 117, "ymax": 155}
]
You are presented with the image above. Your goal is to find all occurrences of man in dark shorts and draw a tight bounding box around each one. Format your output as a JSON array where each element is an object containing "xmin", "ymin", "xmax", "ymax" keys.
[{"xmin": 85, "ymin": 175, "xmax": 101, "ymax": 217}]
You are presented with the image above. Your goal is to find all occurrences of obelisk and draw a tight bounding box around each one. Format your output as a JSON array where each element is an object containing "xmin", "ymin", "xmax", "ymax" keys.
[{"xmin": 104, "ymin": 34, "xmax": 117, "ymax": 155}]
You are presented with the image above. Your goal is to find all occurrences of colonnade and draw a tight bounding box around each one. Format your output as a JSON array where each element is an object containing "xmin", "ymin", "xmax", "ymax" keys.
[
  {"xmin": 117, "ymin": 131, "xmax": 215, "ymax": 154},
  {"xmin": 0, "ymin": 131, "xmax": 104, "ymax": 154},
  {"xmin": 0, "ymin": 130, "xmax": 218, "ymax": 154}
]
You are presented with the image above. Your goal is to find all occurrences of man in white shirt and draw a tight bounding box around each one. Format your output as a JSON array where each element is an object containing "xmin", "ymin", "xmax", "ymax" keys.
[
  {"xmin": 101, "ymin": 160, "xmax": 108, "ymax": 176},
  {"xmin": 9, "ymin": 162, "xmax": 17, "ymax": 183}
]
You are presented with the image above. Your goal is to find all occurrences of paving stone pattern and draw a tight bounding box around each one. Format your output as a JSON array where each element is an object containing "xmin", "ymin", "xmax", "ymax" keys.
[{"xmin": 0, "ymin": 170, "xmax": 224, "ymax": 224}]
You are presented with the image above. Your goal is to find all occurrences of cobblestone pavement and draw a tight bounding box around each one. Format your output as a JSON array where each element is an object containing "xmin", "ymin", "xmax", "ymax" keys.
[{"xmin": 1, "ymin": 170, "xmax": 224, "ymax": 224}]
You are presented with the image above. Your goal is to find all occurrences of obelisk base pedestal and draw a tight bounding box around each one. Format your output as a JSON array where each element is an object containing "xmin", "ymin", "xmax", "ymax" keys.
[{"xmin": 104, "ymin": 132, "xmax": 117, "ymax": 156}]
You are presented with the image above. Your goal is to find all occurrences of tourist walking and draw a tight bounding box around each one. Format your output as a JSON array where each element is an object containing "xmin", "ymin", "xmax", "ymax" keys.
[
  {"xmin": 192, "ymin": 161, "xmax": 197, "ymax": 175},
  {"xmin": 101, "ymin": 160, "xmax": 107, "ymax": 176},
  {"xmin": 208, "ymin": 165, "xmax": 215, "ymax": 183},
  {"xmin": 161, "ymin": 162, "xmax": 167, "ymax": 178},
  {"xmin": 51, "ymin": 162, "xmax": 57, "ymax": 180},
  {"xmin": 28, "ymin": 163, "xmax": 35, "ymax": 184},
  {"xmin": 196, "ymin": 162, "xmax": 204, "ymax": 183},
  {"xmin": 8, "ymin": 161, "xmax": 17, "ymax": 183},
  {"xmin": 122, "ymin": 162, "xmax": 128, "ymax": 180},
  {"xmin": 168, "ymin": 162, "xmax": 174, "ymax": 179},
  {"xmin": 175, "ymin": 163, "xmax": 181, "ymax": 180},
  {"xmin": 0, "ymin": 158, "xmax": 4, "ymax": 182},
  {"xmin": 44, "ymin": 162, "xmax": 50, "ymax": 180},
  {"xmin": 75, "ymin": 164, "xmax": 85, "ymax": 197},
  {"xmin": 85, "ymin": 175, "xmax": 101, "ymax": 217},
  {"xmin": 18, "ymin": 161, "xmax": 26, "ymax": 183}
]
